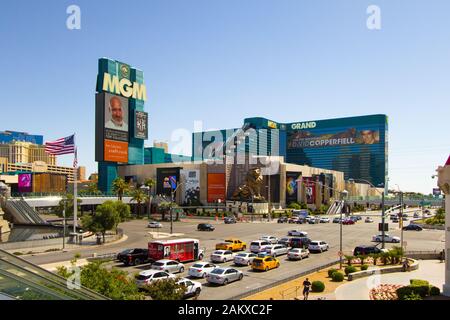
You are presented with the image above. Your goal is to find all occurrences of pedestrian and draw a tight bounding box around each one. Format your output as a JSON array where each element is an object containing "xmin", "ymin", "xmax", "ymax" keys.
[
  {"xmin": 302, "ymin": 278, "xmax": 312, "ymax": 300},
  {"xmin": 440, "ymin": 249, "xmax": 445, "ymax": 263},
  {"xmin": 402, "ymin": 258, "xmax": 410, "ymax": 272}
]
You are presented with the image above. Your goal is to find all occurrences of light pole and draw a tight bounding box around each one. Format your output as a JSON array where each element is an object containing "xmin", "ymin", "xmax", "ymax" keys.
[
  {"xmin": 170, "ymin": 182, "xmax": 185, "ymax": 234},
  {"xmin": 395, "ymin": 184, "xmax": 405, "ymax": 258},
  {"xmin": 140, "ymin": 185, "xmax": 150, "ymax": 219}
]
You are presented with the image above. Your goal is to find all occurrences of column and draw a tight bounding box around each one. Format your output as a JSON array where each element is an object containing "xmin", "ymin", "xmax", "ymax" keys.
[{"xmin": 437, "ymin": 157, "xmax": 450, "ymax": 296}]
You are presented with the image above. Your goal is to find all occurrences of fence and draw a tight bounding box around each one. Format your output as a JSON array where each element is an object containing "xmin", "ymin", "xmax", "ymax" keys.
[{"xmin": 227, "ymin": 259, "xmax": 340, "ymax": 300}]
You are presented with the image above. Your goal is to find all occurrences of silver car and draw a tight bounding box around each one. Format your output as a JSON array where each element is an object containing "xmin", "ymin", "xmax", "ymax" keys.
[
  {"xmin": 151, "ymin": 259, "xmax": 185, "ymax": 273},
  {"xmin": 210, "ymin": 250, "xmax": 235, "ymax": 263},
  {"xmin": 260, "ymin": 235, "xmax": 278, "ymax": 244},
  {"xmin": 188, "ymin": 262, "xmax": 217, "ymax": 278},
  {"xmin": 287, "ymin": 248, "xmax": 310, "ymax": 260},
  {"xmin": 234, "ymin": 252, "xmax": 257, "ymax": 266},
  {"xmin": 265, "ymin": 244, "xmax": 288, "ymax": 257},
  {"xmin": 135, "ymin": 270, "xmax": 176, "ymax": 288},
  {"xmin": 206, "ymin": 267, "xmax": 243, "ymax": 285}
]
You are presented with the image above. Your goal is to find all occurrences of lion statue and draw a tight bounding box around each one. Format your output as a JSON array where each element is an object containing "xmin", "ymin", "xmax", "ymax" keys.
[{"xmin": 231, "ymin": 168, "xmax": 266, "ymax": 202}]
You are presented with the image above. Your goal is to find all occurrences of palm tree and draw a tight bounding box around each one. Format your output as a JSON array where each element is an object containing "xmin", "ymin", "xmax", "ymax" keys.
[
  {"xmin": 144, "ymin": 178, "xmax": 156, "ymax": 217},
  {"xmin": 130, "ymin": 188, "xmax": 148, "ymax": 217},
  {"xmin": 112, "ymin": 177, "xmax": 130, "ymax": 201}
]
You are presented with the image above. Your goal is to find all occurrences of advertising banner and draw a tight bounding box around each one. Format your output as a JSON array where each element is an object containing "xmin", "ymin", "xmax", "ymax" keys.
[
  {"xmin": 104, "ymin": 139, "xmax": 128, "ymax": 163},
  {"xmin": 104, "ymin": 92, "xmax": 129, "ymax": 142},
  {"xmin": 134, "ymin": 111, "xmax": 148, "ymax": 139},
  {"xmin": 303, "ymin": 177, "xmax": 316, "ymax": 204},
  {"xmin": 207, "ymin": 173, "xmax": 226, "ymax": 203},
  {"xmin": 18, "ymin": 173, "xmax": 32, "ymax": 193},
  {"xmin": 288, "ymin": 128, "xmax": 380, "ymax": 149},
  {"xmin": 181, "ymin": 170, "xmax": 200, "ymax": 204},
  {"xmin": 432, "ymin": 188, "xmax": 441, "ymax": 196},
  {"xmin": 286, "ymin": 172, "xmax": 301, "ymax": 205},
  {"xmin": 157, "ymin": 168, "xmax": 180, "ymax": 197}
]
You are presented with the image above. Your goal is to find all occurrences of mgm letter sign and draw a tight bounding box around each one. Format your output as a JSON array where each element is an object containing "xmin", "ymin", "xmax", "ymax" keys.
[{"xmin": 95, "ymin": 58, "xmax": 148, "ymax": 163}]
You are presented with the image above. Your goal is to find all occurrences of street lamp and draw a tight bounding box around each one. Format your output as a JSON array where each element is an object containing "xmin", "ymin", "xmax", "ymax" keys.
[
  {"xmin": 170, "ymin": 182, "xmax": 185, "ymax": 234},
  {"xmin": 349, "ymin": 178, "xmax": 386, "ymax": 249},
  {"xmin": 140, "ymin": 185, "xmax": 151, "ymax": 219},
  {"xmin": 395, "ymin": 184, "xmax": 405, "ymax": 259}
]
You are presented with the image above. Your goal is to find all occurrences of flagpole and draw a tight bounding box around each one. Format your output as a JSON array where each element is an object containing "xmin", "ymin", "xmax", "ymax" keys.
[{"xmin": 73, "ymin": 140, "xmax": 78, "ymax": 239}]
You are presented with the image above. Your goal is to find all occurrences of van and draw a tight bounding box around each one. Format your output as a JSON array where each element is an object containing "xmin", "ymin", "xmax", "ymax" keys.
[
  {"xmin": 353, "ymin": 245, "xmax": 382, "ymax": 256},
  {"xmin": 289, "ymin": 237, "xmax": 311, "ymax": 249},
  {"xmin": 250, "ymin": 240, "xmax": 271, "ymax": 253}
]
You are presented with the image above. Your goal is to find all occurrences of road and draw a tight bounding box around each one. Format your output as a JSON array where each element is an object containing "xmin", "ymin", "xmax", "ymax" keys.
[{"xmin": 23, "ymin": 211, "xmax": 444, "ymax": 300}]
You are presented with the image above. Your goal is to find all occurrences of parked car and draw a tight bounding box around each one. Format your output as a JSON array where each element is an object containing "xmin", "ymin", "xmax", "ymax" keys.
[
  {"xmin": 287, "ymin": 248, "xmax": 310, "ymax": 260},
  {"xmin": 118, "ymin": 248, "xmax": 150, "ymax": 266},
  {"xmin": 151, "ymin": 259, "xmax": 185, "ymax": 273},
  {"xmin": 188, "ymin": 262, "xmax": 217, "ymax": 278},
  {"xmin": 372, "ymin": 234, "xmax": 400, "ymax": 243},
  {"xmin": 210, "ymin": 250, "xmax": 235, "ymax": 263},
  {"xmin": 277, "ymin": 237, "xmax": 291, "ymax": 247},
  {"xmin": 353, "ymin": 245, "xmax": 383, "ymax": 256},
  {"xmin": 319, "ymin": 217, "xmax": 330, "ymax": 223},
  {"xmin": 277, "ymin": 217, "xmax": 288, "ymax": 223},
  {"xmin": 333, "ymin": 217, "xmax": 342, "ymax": 223},
  {"xmin": 250, "ymin": 240, "xmax": 271, "ymax": 253},
  {"xmin": 308, "ymin": 240, "xmax": 329, "ymax": 253},
  {"xmin": 413, "ymin": 212, "xmax": 420, "ymax": 218},
  {"xmin": 342, "ymin": 219, "xmax": 355, "ymax": 225},
  {"xmin": 402, "ymin": 216, "xmax": 409, "ymax": 221},
  {"xmin": 215, "ymin": 239, "xmax": 247, "ymax": 251},
  {"xmin": 224, "ymin": 216, "xmax": 237, "ymax": 224},
  {"xmin": 349, "ymin": 216, "xmax": 359, "ymax": 222},
  {"xmin": 392, "ymin": 217, "xmax": 399, "ymax": 223},
  {"xmin": 288, "ymin": 217, "xmax": 298, "ymax": 224},
  {"xmin": 288, "ymin": 230, "xmax": 308, "ymax": 237},
  {"xmin": 251, "ymin": 256, "xmax": 280, "ymax": 272},
  {"xmin": 365, "ymin": 217, "xmax": 374, "ymax": 223},
  {"xmin": 256, "ymin": 252, "xmax": 271, "ymax": 258},
  {"xmin": 177, "ymin": 278, "xmax": 202, "ymax": 298},
  {"xmin": 135, "ymin": 270, "xmax": 175, "ymax": 288},
  {"xmin": 197, "ymin": 223, "xmax": 215, "ymax": 231},
  {"xmin": 234, "ymin": 252, "xmax": 257, "ymax": 266},
  {"xmin": 289, "ymin": 237, "xmax": 311, "ymax": 249},
  {"xmin": 260, "ymin": 235, "xmax": 278, "ymax": 244},
  {"xmin": 206, "ymin": 267, "xmax": 243, "ymax": 285},
  {"xmin": 402, "ymin": 224, "xmax": 423, "ymax": 231},
  {"xmin": 147, "ymin": 221, "xmax": 163, "ymax": 228},
  {"xmin": 308, "ymin": 218, "xmax": 320, "ymax": 224},
  {"xmin": 265, "ymin": 244, "xmax": 288, "ymax": 257}
]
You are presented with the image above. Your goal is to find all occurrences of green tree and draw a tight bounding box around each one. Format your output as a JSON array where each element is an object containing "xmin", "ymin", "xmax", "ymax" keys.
[
  {"xmin": 158, "ymin": 201, "xmax": 177, "ymax": 221},
  {"xmin": 56, "ymin": 193, "xmax": 82, "ymax": 218},
  {"xmin": 130, "ymin": 188, "xmax": 148, "ymax": 218},
  {"xmin": 82, "ymin": 201, "xmax": 120, "ymax": 243},
  {"xmin": 144, "ymin": 278, "xmax": 186, "ymax": 300},
  {"xmin": 79, "ymin": 182, "xmax": 102, "ymax": 196},
  {"xmin": 112, "ymin": 177, "xmax": 130, "ymax": 201},
  {"xmin": 113, "ymin": 200, "xmax": 131, "ymax": 224},
  {"xmin": 287, "ymin": 202, "xmax": 301, "ymax": 210}
]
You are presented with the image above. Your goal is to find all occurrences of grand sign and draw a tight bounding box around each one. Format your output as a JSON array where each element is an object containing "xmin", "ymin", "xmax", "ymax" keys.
[{"xmin": 102, "ymin": 73, "xmax": 147, "ymax": 101}]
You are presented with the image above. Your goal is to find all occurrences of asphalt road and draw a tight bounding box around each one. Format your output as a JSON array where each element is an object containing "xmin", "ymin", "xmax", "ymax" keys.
[{"xmin": 23, "ymin": 211, "xmax": 443, "ymax": 300}]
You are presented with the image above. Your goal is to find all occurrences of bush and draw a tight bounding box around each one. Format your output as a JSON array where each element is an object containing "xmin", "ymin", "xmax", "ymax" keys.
[
  {"xmin": 403, "ymin": 292, "xmax": 423, "ymax": 300},
  {"xmin": 397, "ymin": 284, "xmax": 430, "ymax": 300},
  {"xmin": 410, "ymin": 279, "xmax": 429, "ymax": 286},
  {"xmin": 328, "ymin": 268, "xmax": 338, "ymax": 278},
  {"xmin": 430, "ymin": 286, "xmax": 441, "ymax": 296},
  {"xmin": 344, "ymin": 265, "xmax": 357, "ymax": 276},
  {"xmin": 311, "ymin": 281, "xmax": 325, "ymax": 293},
  {"xmin": 287, "ymin": 202, "xmax": 301, "ymax": 210},
  {"xmin": 331, "ymin": 271, "xmax": 344, "ymax": 282},
  {"xmin": 361, "ymin": 264, "xmax": 369, "ymax": 271}
]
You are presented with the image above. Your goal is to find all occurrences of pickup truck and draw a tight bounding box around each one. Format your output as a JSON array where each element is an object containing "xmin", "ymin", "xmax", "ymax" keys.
[
  {"xmin": 215, "ymin": 239, "xmax": 247, "ymax": 251},
  {"xmin": 117, "ymin": 248, "xmax": 150, "ymax": 266}
]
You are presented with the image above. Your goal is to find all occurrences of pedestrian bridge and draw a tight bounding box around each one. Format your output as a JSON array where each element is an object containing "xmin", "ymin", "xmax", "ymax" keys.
[{"xmin": 16, "ymin": 196, "xmax": 133, "ymax": 208}]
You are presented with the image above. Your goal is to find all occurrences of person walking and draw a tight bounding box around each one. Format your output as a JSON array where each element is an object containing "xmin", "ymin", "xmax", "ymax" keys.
[{"xmin": 303, "ymin": 278, "xmax": 312, "ymax": 300}]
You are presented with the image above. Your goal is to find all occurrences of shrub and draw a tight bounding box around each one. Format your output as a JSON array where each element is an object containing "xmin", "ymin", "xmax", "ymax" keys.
[
  {"xmin": 331, "ymin": 271, "xmax": 344, "ymax": 282},
  {"xmin": 328, "ymin": 268, "xmax": 338, "ymax": 278},
  {"xmin": 410, "ymin": 279, "xmax": 429, "ymax": 286},
  {"xmin": 344, "ymin": 265, "xmax": 357, "ymax": 276},
  {"xmin": 397, "ymin": 284, "xmax": 430, "ymax": 300},
  {"xmin": 287, "ymin": 202, "xmax": 301, "ymax": 210},
  {"xmin": 311, "ymin": 281, "xmax": 325, "ymax": 293},
  {"xmin": 430, "ymin": 286, "xmax": 441, "ymax": 296},
  {"xmin": 361, "ymin": 264, "xmax": 369, "ymax": 271},
  {"xmin": 403, "ymin": 292, "xmax": 423, "ymax": 300}
]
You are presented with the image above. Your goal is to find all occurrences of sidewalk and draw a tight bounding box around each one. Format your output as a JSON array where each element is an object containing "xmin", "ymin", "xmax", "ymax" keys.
[{"xmin": 334, "ymin": 260, "xmax": 445, "ymax": 300}]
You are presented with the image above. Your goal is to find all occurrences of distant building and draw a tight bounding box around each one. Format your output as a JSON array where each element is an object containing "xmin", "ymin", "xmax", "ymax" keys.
[
  {"xmin": 0, "ymin": 130, "xmax": 43, "ymax": 145},
  {"xmin": 77, "ymin": 166, "xmax": 86, "ymax": 181},
  {"xmin": 0, "ymin": 141, "xmax": 56, "ymax": 165},
  {"xmin": 153, "ymin": 141, "xmax": 169, "ymax": 153}
]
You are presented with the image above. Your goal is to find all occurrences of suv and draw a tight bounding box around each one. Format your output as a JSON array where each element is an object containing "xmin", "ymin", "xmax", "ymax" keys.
[
  {"xmin": 224, "ymin": 217, "xmax": 237, "ymax": 224},
  {"xmin": 117, "ymin": 248, "xmax": 150, "ymax": 266},
  {"xmin": 197, "ymin": 223, "xmax": 215, "ymax": 231},
  {"xmin": 289, "ymin": 237, "xmax": 311, "ymax": 249},
  {"xmin": 277, "ymin": 217, "xmax": 288, "ymax": 223},
  {"xmin": 308, "ymin": 241, "xmax": 329, "ymax": 253},
  {"xmin": 250, "ymin": 240, "xmax": 271, "ymax": 253},
  {"xmin": 353, "ymin": 245, "xmax": 382, "ymax": 256}
]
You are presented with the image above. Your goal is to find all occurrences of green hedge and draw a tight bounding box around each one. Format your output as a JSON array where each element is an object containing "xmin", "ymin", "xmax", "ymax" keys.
[
  {"xmin": 332, "ymin": 271, "xmax": 344, "ymax": 282},
  {"xmin": 397, "ymin": 285, "xmax": 430, "ymax": 300},
  {"xmin": 430, "ymin": 286, "xmax": 441, "ymax": 296},
  {"xmin": 311, "ymin": 281, "xmax": 325, "ymax": 292},
  {"xmin": 361, "ymin": 264, "xmax": 369, "ymax": 271},
  {"xmin": 327, "ymin": 268, "xmax": 338, "ymax": 278},
  {"xmin": 344, "ymin": 265, "xmax": 357, "ymax": 276}
]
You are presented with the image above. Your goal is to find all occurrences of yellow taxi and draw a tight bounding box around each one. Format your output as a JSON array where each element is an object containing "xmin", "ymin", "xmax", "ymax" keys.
[
  {"xmin": 215, "ymin": 239, "xmax": 247, "ymax": 251},
  {"xmin": 251, "ymin": 256, "xmax": 280, "ymax": 272}
]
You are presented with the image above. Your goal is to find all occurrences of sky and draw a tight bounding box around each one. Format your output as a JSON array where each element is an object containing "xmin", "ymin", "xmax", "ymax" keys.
[{"xmin": 0, "ymin": 0, "xmax": 449, "ymax": 194}]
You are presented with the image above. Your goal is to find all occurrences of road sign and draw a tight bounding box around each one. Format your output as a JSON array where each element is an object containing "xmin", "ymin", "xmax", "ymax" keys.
[
  {"xmin": 378, "ymin": 223, "xmax": 389, "ymax": 232},
  {"xmin": 338, "ymin": 251, "xmax": 343, "ymax": 257}
]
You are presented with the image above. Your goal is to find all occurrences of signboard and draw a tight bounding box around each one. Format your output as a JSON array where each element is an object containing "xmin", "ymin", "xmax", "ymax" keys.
[
  {"xmin": 181, "ymin": 170, "xmax": 200, "ymax": 204},
  {"xmin": 303, "ymin": 177, "xmax": 316, "ymax": 204},
  {"xmin": 378, "ymin": 223, "xmax": 389, "ymax": 232},
  {"xmin": 134, "ymin": 111, "xmax": 148, "ymax": 139},
  {"xmin": 207, "ymin": 173, "xmax": 226, "ymax": 203},
  {"xmin": 18, "ymin": 173, "xmax": 32, "ymax": 193},
  {"xmin": 433, "ymin": 188, "xmax": 441, "ymax": 196},
  {"xmin": 286, "ymin": 172, "xmax": 301, "ymax": 205},
  {"xmin": 156, "ymin": 168, "xmax": 180, "ymax": 197}
]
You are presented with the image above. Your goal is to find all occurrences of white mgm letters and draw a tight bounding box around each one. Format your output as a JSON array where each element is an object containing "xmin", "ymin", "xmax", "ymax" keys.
[{"xmin": 102, "ymin": 73, "xmax": 147, "ymax": 101}]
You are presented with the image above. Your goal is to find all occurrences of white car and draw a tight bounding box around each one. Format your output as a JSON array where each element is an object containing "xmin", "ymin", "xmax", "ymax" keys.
[
  {"xmin": 372, "ymin": 234, "xmax": 401, "ymax": 243},
  {"xmin": 151, "ymin": 259, "xmax": 185, "ymax": 273},
  {"xmin": 319, "ymin": 217, "xmax": 330, "ymax": 223},
  {"xmin": 210, "ymin": 250, "xmax": 235, "ymax": 263},
  {"xmin": 234, "ymin": 252, "xmax": 258, "ymax": 266},
  {"xmin": 177, "ymin": 278, "xmax": 202, "ymax": 298},
  {"xmin": 147, "ymin": 221, "xmax": 162, "ymax": 228},
  {"xmin": 308, "ymin": 240, "xmax": 329, "ymax": 253},
  {"xmin": 188, "ymin": 262, "xmax": 217, "ymax": 278},
  {"xmin": 288, "ymin": 230, "xmax": 308, "ymax": 237},
  {"xmin": 260, "ymin": 235, "xmax": 278, "ymax": 244},
  {"xmin": 206, "ymin": 267, "xmax": 243, "ymax": 285},
  {"xmin": 250, "ymin": 240, "xmax": 271, "ymax": 253},
  {"xmin": 287, "ymin": 248, "xmax": 310, "ymax": 260},
  {"xmin": 135, "ymin": 270, "xmax": 176, "ymax": 288},
  {"xmin": 265, "ymin": 244, "xmax": 288, "ymax": 257}
]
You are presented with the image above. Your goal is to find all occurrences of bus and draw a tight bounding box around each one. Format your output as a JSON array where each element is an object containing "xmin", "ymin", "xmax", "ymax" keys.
[{"xmin": 148, "ymin": 238, "xmax": 204, "ymax": 263}]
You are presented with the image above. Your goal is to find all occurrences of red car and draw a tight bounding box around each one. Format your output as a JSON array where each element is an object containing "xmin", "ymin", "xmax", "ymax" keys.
[{"xmin": 342, "ymin": 219, "xmax": 355, "ymax": 225}]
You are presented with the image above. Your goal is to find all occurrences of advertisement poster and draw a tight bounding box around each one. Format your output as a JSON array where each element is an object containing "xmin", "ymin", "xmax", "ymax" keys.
[
  {"xmin": 433, "ymin": 188, "xmax": 441, "ymax": 196},
  {"xmin": 104, "ymin": 139, "xmax": 128, "ymax": 163},
  {"xmin": 207, "ymin": 173, "xmax": 226, "ymax": 203},
  {"xmin": 157, "ymin": 168, "xmax": 180, "ymax": 197},
  {"xmin": 134, "ymin": 111, "xmax": 148, "ymax": 139},
  {"xmin": 286, "ymin": 172, "xmax": 301, "ymax": 205},
  {"xmin": 18, "ymin": 173, "xmax": 32, "ymax": 193},
  {"xmin": 104, "ymin": 92, "xmax": 129, "ymax": 142},
  {"xmin": 303, "ymin": 177, "xmax": 316, "ymax": 204},
  {"xmin": 181, "ymin": 170, "xmax": 200, "ymax": 204}
]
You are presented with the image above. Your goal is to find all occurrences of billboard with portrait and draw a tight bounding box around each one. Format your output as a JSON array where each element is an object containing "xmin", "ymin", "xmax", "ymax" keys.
[
  {"xmin": 181, "ymin": 170, "xmax": 200, "ymax": 204},
  {"xmin": 18, "ymin": 173, "xmax": 32, "ymax": 193},
  {"xmin": 207, "ymin": 173, "xmax": 226, "ymax": 203},
  {"xmin": 286, "ymin": 172, "xmax": 301, "ymax": 205},
  {"xmin": 156, "ymin": 168, "xmax": 180, "ymax": 197},
  {"xmin": 104, "ymin": 92, "xmax": 129, "ymax": 141},
  {"xmin": 302, "ymin": 177, "xmax": 316, "ymax": 204}
]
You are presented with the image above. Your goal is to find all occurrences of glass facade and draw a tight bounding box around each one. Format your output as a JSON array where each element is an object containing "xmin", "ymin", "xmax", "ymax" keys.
[{"xmin": 0, "ymin": 131, "xmax": 43, "ymax": 145}]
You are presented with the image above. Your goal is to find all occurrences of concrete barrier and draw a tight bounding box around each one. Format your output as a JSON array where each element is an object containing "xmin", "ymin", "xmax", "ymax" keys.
[{"xmin": 348, "ymin": 258, "xmax": 419, "ymax": 281}]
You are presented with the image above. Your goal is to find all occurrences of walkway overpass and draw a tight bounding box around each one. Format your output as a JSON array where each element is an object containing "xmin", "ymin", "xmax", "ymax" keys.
[{"xmin": 19, "ymin": 195, "xmax": 133, "ymax": 208}]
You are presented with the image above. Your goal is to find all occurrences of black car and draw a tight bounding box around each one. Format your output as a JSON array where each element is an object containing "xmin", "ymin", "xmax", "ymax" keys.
[
  {"xmin": 224, "ymin": 217, "xmax": 237, "ymax": 224},
  {"xmin": 403, "ymin": 224, "xmax": 423, "ymax": 231},
  {"xmin": 117, "ymin": 248, "xmax": 150, "ymax": 266},
  {"xmin": 353, "ymin": 245, "xmax": 382, "ymax": 256},
  {"xmin": 289, "ymin": 237, "xmax": 311, "ymax": 249},
  {"xmin": 277, "ymin": 217, "xmax": 288, "ymax": 223},
  {"xmin": 197, "ymin": 223, "xmax": 215, "ymax": 231}
]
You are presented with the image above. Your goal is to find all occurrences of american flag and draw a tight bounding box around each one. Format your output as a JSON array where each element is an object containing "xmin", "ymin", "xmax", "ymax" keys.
[{"xmin": 45, "ymin": 134, "xmax": 76, "ymax": 155}]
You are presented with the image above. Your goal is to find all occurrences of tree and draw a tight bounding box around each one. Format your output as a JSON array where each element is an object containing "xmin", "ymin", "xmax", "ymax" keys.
[
  {"xmin": 56, "ymin": 193, "xmax": 82, "ymax": 217},
  {"xmin": 144, "ymin": 278, "xmax": 186, "ymax": 300},
  {"xmin": 158, "ymin": 201, "xmax": 177, "ymax": 221},
  {"xmin": 113, "ymin": 200, "xmax": 131, "ymax": 225},
  {"xmin": 144, "ymin": 178, "xmax": 156, "ymax": 217},
  {"xmin": 79, "ymin": 181, "xmax": 102, "ymax": 196},
  {"xmin": 112, "ymin": 177, "xmax": 130, "ymax": 201},
  {"xmin": 82, "ymin": 201, "xmax": 120, "ymax": 243},
  {"xmin": 130, "ymin": 188, "xmax": 148, "ymax": 218}
]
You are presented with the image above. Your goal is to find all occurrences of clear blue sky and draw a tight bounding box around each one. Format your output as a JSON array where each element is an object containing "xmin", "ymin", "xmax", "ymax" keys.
[{"xmin": 1, "ymin": 0, "xmax": 449, "ymax": 194}]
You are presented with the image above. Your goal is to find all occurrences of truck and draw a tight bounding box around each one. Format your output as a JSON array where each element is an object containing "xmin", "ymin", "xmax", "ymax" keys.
[
  {"xmin": 215, "ymin": 239, "xmax": 247, "ymax": 251},
  {"xmin": 148, "ymin": 238, "xmax": 204, "ymax": 263}
]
